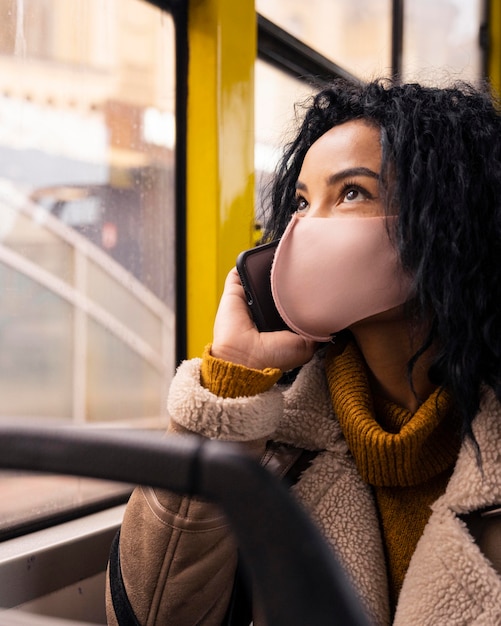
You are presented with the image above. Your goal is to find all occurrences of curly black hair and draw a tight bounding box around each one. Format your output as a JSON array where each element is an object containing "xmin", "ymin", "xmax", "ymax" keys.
[{"xmin": 264, "ymin": 79, "xmax": 501, "ymax": 441}]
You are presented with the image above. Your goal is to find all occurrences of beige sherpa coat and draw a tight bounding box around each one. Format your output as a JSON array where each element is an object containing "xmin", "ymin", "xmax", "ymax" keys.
[{"xmin": 106, "ymin": 353, "xmax": 501, "ymax": 626}]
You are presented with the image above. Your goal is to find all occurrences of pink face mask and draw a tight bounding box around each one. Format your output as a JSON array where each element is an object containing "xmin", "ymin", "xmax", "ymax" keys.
[{"xmin": 270, "ymin": 213, "xmax": 413, "ymax": 342}]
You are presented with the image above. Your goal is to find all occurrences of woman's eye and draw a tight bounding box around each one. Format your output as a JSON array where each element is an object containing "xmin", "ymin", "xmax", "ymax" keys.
[
  {"xmin": 295, "ymin": 196, "xmax": 309, "ymax": 212},
  {"xmin": 343, "ymin": 186, "xmax": 369, "ymax": 202}
]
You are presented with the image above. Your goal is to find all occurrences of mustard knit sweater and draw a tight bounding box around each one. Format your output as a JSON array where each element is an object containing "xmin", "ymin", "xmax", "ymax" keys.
[{"xmin": 200, "ymin": 342, "xmax": 460, "ymax": 607}]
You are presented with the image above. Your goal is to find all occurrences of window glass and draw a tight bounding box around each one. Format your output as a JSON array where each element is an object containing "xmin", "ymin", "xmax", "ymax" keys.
[
  {"xmin": 87, "ymin": 318, "xmax": 165, "ymax": 423},
  {"xmin": 0, "ymin": 0, "xmax": 175, "ymax": 535},
  {"xmin": 0, "ymin": 264, "xmax": 74, "ymax": 418},
  {"xmin": 0, "ymin": 0, "xmax": 175, "ymax": 426},
  {"xmin": 256, "ymin": 0, "xmax": 392, "ymax": 80},
  {"xmin": 403, "ymin": 0, "xmax": 483, "ymax": 84},
  {"xmin": 255, "ymin": 60, "xmax": 315, "ymax": 228}
]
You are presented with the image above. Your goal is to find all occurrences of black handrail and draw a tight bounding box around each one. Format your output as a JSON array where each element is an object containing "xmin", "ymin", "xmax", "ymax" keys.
[{"xmin": 0, "ymin": 424, "xmax": 369, "ymax": 626}]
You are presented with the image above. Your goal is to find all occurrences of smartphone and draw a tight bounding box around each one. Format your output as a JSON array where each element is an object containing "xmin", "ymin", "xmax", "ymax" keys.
[{"xmin": 236, "ymin": 240, "xmax": 289, "ymax": 332}]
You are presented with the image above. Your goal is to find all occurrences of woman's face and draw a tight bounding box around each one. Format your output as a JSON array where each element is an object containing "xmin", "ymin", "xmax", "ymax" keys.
[
  {"xmin": 295, "ymin": 119, "xmax": 384, "ymax": 218},
  {"xmin": 269, "ymin": 118, "xmax": 410, "ymax": 340}
]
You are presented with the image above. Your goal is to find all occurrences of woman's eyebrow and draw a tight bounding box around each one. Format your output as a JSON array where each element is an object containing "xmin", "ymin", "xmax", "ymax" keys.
[
  {"xmin": 327, "ymin": 167, "xmax": 380, "ymax": 185},
  {"xmin": 295, "ymin": 167, "xmax": 380, "ymax": 192}
]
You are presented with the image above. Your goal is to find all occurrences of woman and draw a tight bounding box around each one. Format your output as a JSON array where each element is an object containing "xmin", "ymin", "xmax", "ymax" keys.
[{"xmin": 106, "ymin": 80, "xmax": 501, "ymax": 625}]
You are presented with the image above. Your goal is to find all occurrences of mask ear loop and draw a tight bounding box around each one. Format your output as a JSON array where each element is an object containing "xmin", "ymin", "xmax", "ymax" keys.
[{"xmin": 326, "ymin": 331, "xmax": 351, "ymax": 357}]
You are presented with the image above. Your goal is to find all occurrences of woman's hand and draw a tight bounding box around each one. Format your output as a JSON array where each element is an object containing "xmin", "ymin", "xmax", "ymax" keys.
[{"xmin": 211, "ymin": 268, "xmax": 317, "ymax": 371}]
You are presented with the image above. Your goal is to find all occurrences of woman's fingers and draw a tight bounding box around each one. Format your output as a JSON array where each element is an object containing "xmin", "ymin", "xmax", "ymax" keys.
[{"xmin": 211, "ymin": 268, "xmax": 316, "ymax": 371}]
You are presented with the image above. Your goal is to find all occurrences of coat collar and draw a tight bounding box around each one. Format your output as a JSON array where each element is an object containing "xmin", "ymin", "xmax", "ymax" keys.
[
  {"xmin": 275, "ymin": 351, "xmax": 347, "ymax": 453},
  {"xmin": 434, "ymin": 386, "xmax": 501, "ymax": 515}
]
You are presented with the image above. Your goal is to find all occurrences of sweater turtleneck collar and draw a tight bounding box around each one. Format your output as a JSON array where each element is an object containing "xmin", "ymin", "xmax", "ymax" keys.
[{"xmin": 324, "ymin": 340, "xmax": 461, "ymax": 487}]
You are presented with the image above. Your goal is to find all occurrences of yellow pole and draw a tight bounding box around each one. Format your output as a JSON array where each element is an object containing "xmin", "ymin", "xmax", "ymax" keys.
[
  {"xmin": 489, "ymin": 0, "xmax": 501, "ymax": 98},
  {"xmin": 186, "ymin": 0, "xmax": 256, "ymax": 358}
]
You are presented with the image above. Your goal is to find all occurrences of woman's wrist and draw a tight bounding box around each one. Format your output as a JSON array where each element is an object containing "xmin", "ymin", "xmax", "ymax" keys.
[{"xmin": 210, "ymin": 342, "xmax": 268, "ymax": 370}]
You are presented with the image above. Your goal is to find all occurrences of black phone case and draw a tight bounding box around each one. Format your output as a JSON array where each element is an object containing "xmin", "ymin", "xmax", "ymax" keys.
[{"xmin": 236, "ymin": 240, "xmax": 289, "ymax": 332}]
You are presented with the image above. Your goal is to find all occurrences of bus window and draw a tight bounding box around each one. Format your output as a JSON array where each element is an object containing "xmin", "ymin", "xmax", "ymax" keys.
[
  {"xmin": 257, "ymin": 0, "xmax": 485, "ymax": 85},
  {"xmin": 0, "ymin": 0, "xmax": 176, "ymax": 536},
  {"xmin": 403, "ymin": 0, "xmax": 484, "ymax": 83},
  {"xmin": 0, "ymin": 0, "xmax": 175, "ymax": 426},
  {"xmin": 254, "ymin": 59, "xmax": 314, "ymax": 228},
  {"xmin": 256, "ymin": 0, "xmax": 393, "ymax": 81}
]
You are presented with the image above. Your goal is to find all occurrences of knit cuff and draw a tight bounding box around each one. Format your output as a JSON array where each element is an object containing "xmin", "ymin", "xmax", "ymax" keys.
[
  {"xmin": 167, "ymin": 358, "xmax": 284, "ymax": 442},
  {"xmin": 201, "ymin": 344, "xmax": 282, "ymax": 398}
]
